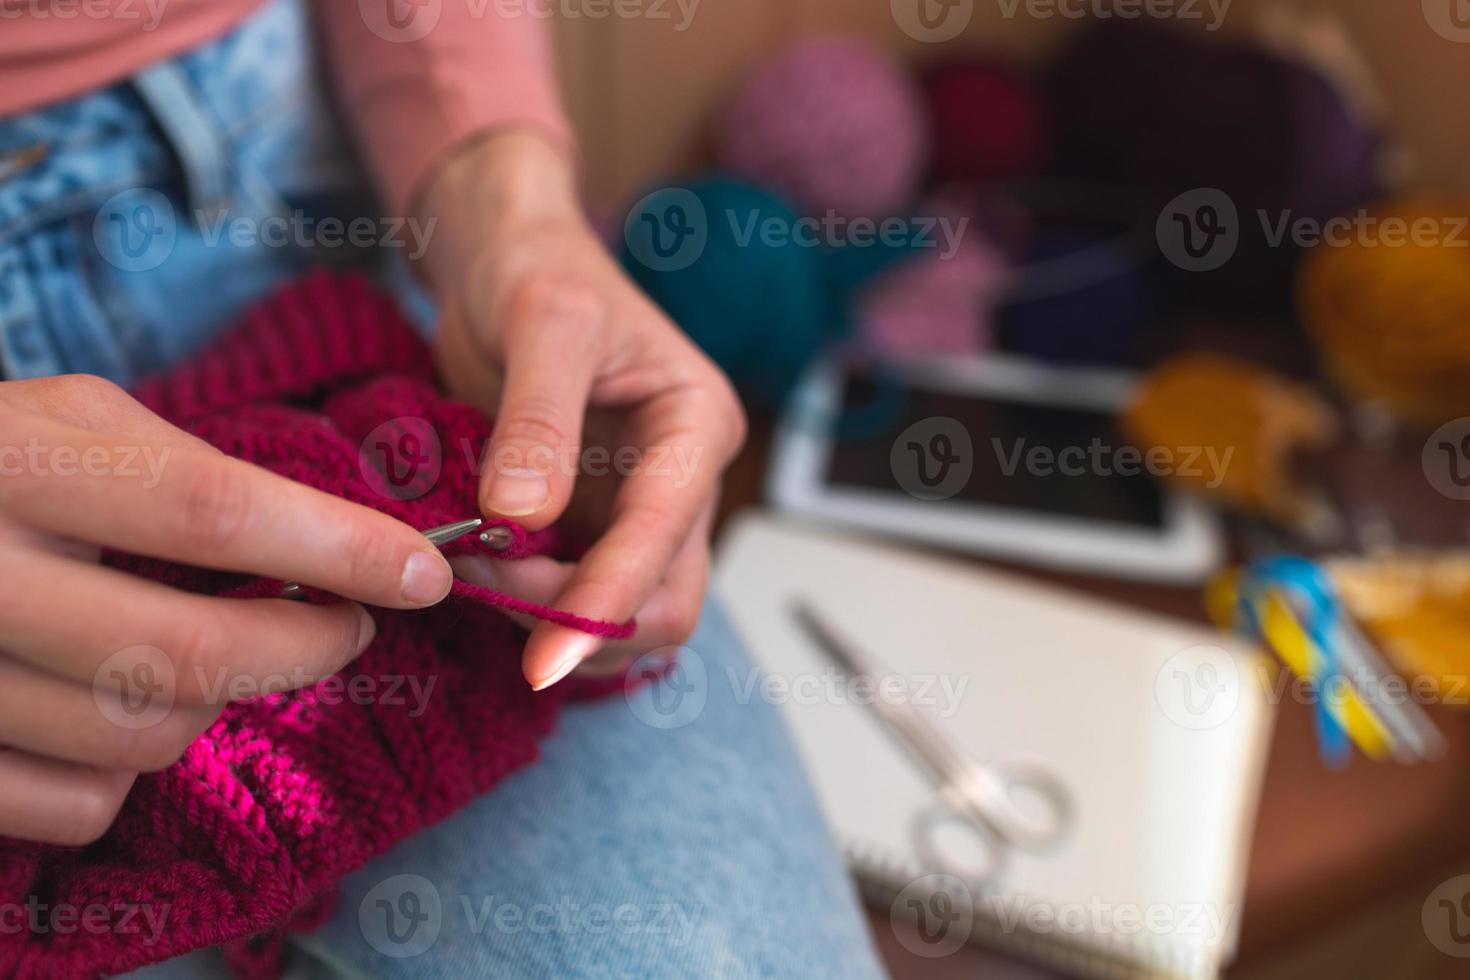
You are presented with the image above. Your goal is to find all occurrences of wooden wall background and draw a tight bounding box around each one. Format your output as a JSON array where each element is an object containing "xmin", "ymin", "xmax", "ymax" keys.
[{"xmin": 547, "ymin": 0, "xmax": 1470, "ymax": 210}]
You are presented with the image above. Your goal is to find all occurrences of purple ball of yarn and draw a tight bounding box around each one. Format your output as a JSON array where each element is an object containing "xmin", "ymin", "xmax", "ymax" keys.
[
  {"xmin": 715, "ymin": 36, "xmax": 929, "ymax": 220},
  {"xmin": 1047, "ymin": 20, "xmax": 1381, "ymax": 309}
]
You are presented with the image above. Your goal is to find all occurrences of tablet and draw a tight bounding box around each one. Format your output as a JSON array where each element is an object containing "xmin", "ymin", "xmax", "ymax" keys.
[{"xmin": 766, "ymin": 354, "xmax": 1223, "ymax": 583}]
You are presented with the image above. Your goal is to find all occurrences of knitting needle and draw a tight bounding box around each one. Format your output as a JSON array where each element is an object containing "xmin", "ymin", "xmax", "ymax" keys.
[
  {"xmin": 423, "ymin": 517, "xmax": 485, "ymax": 546},
  {"xmin": 279, "ymin": 517, "xmax": 512, "ymax": 599}
]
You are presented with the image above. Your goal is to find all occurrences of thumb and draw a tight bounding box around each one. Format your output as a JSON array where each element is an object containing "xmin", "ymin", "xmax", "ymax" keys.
[{"xmin": 480, "ymin": 290, "xmax": 600, "ymax": 530}]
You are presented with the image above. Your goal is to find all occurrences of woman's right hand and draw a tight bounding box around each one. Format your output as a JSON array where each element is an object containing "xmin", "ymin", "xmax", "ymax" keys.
[{"xmin": 0, "ymin": 375, "xmax": 456, "ymax": 846}]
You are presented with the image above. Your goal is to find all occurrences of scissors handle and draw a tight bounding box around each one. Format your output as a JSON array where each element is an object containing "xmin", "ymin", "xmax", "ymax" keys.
[
  {"xmin": 946, "ymin": 758, "xmax": 1073, "ymax": 852},
  {"xmin": 911, "ymin": 796, "xmax": 1009, "ymax": 886}
]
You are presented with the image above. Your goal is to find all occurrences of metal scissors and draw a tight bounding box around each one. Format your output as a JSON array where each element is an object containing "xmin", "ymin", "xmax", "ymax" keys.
[
  {"xmin": 791, "ymin": 601, "xmax": 1074, "ymax": 884},
  {"xmin": 280, "ymin": 517, "xmax": 513, "ymax": 599}
]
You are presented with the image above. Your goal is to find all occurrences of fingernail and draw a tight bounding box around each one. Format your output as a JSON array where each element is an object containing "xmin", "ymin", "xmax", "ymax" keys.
[
  {"xmin": 355, "ymin": 605, "xmax": 378, "ymax": 655},
  {"xmin": 531, "ymin": 635, "xmax": 600, "ymax": 692},
  {"xmin": 401, "ymin": 550, "xmax": 453, "ymax": 605},
  {"xmin": 487, "ymin": 467, "xmax": 549, "ymax": 517}
]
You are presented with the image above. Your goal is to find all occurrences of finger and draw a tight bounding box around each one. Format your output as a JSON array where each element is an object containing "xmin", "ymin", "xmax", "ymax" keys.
[
  {"xmin": 518, "ymin": 392, "xmax": 734, "ymax": 689},
  {"xmin": 0, "ymin": 374, "xmax": 209, "ymax": 448},
  {"xmin": 0, "ymin": 654, "xmax": 220, "ymax": 772},
  {"xmin": 457, "ymin": 509, "xmax": 712, "ymax": 653},
  {"xmin": 0, "ymin": 547, "xmax": 377, "ymax": 704},
  {"xmin": 0, "ymin": 748, "xmax": 136, "ymax": 846},
  {"xmin": 454, "ymin": 551, "xmax": 698, "ymax": 683},
  {"xmin": 0, "ymin": 413, "xmax": 454, "ymax": 608},
  {"xmin": 518, "ymin": 504, "xmax": 715, "ymax": 690},
  {"xmin": 576, "ymin": 519, "xmax": 711, "ymax": 678},
  {"xmin": 479, "ymin": 284, "xmax": 603, "ymax": 529}
]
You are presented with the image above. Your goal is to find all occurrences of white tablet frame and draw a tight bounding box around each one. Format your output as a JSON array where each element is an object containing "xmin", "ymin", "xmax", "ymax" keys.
[{"xmin": 766, "ymin": 354, "xmax": 1223, "ymax": 584}]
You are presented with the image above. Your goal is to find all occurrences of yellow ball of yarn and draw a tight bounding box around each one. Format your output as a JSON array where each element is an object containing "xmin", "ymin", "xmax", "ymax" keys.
[{"xmin": 1298, "ymin": 196, "xmax": 1470, "ymax": 429}]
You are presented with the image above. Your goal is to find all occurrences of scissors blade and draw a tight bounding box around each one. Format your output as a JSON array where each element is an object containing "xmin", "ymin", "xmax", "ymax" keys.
[{"xmin": 790, "ymin": 601, "xmax": 974, "ymax": 785}]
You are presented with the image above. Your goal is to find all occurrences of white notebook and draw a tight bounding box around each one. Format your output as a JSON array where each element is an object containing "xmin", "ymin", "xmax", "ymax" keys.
[{"xmin": 714, "ymin": 513, "xmax": 1275, "ymax": 980}]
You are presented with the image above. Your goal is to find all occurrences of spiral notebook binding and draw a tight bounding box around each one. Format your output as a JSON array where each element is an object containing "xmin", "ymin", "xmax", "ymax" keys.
[{"xmin": 847, "ymin": 840, "xmax": 1221, "ymax": 980}]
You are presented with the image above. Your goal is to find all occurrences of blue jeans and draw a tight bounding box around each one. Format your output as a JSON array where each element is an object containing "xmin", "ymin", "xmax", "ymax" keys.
[{"xmin": 0, "ymin": 2, "xmax": 883, "ymax": 977}]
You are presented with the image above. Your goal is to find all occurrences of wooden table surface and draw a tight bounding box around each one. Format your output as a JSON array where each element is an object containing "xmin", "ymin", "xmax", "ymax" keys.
[{"xmin": 715, "ymin": 416, "xmax": 1470, "ymax": 979}]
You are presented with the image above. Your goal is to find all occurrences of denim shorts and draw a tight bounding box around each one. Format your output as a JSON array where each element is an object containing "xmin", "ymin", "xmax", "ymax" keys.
[
  {"xmin": 0, "ymin": 0, "xmax": 373, "ymax": 385},
  {"xmin": 1, "ymin": 2, "xmax": 884, "ymax": 977}
]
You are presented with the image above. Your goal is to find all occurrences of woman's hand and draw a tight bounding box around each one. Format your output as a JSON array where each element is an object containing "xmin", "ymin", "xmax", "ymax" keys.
[
  {"xmin": 420, "ymin": 130, "xmax": 746, "ymax": 691},
  {"xmin": 0, "ymin": 376, "xmax": 456, "ymax": 845}
]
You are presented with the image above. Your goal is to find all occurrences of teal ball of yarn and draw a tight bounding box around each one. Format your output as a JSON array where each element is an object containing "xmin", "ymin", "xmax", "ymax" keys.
[{"xmin": 620, "ymin": 178, "xmax": 839, "ymax": 408}]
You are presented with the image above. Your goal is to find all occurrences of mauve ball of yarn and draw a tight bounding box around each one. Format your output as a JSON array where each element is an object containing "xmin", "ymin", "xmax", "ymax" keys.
[
  {"xmin": 922, "ymin": 61, "xmax": 1050, "ymax": 184},
  {"xmin": 1298, "ymin": 196, "xmax": 1470, "ymax": 429},
  {"xmin": 714, "ymin": 36, "xmax": 929, "ymax": 220},
  {"xmin": 619, "ymin": 177, "xmax": 837, "ymax": 408},
  {"xmin": 858, "ymin": 235, "xmax": 1007, "ymax": 358},
  {"xmin": 1047, "ymin": 20, "xmax": 1380, "ymax": 310},
  {"xmin": 997, "ymin": 233, "xmax": 1153, "ymax": 366}
]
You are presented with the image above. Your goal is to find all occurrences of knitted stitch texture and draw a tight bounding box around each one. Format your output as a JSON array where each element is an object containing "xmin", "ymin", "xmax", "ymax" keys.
[{"xmin": 0, "ymin": 271, "xmax": 633, "ymax": 979}]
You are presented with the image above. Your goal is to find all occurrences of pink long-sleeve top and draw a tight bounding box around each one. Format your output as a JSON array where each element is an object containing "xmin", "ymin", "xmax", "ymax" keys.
[{"xmin": 0, "ymin": 1, "xmax": 571, "ymax": 213}]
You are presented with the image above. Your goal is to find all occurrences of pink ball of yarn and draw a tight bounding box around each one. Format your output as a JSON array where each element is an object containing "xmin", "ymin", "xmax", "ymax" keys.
[
  {"xmin": 858, "ymin": 232, "xmax": 1008, "ymax": 358},
  {"xmin": 715, "ymin": 37, "xmax": 929, "ymax": 220}
]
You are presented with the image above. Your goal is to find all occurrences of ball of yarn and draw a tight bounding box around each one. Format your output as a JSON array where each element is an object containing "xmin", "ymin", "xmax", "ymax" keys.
[
  {"xmin": 1123, "ymin": 353, "xmax": 1336, "ymax": 522},
  {"xmin": 1047, "ymin": 20, "xmax": 1380, "ymax": 310},
  {"xmin": 1298, "ymin": 196, "xmax": 1470, "ymax": 428},
  {"xmin": 856, "ymin": 198, "xmax": 1008, "ymax": 358},
  {"xmin": 714, "ymin": 36, "xmax": 929, "ymax": 220},
  {"xmin": 997, "ymin": 233, "xmax": 1153, "ymax": 366},
  {"xmin": 620, "ymin": 178, "xmax": 837, "ymax": 407},
  {"xmin": 921, "ymin": 61, "xmax": 1049, "ymax": 184}
]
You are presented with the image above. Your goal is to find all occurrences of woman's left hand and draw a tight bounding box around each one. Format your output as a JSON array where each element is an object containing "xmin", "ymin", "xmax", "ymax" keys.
[{"xmin": 418, "ymin": 130, "xmax": 746, "ymax": 691}]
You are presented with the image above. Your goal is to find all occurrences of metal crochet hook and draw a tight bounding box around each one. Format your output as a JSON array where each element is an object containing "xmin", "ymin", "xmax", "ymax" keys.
[{"xmin": 279, "ymin": 517, "xmax": 514, "ymax": 600}]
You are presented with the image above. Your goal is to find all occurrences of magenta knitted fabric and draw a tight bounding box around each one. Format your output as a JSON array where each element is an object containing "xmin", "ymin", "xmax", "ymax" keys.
[{"xmin": 0, "ymin": 271, "xmax": 633, "ymax": 979}]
